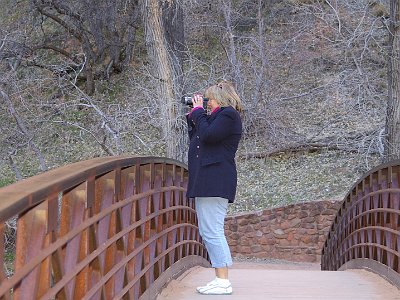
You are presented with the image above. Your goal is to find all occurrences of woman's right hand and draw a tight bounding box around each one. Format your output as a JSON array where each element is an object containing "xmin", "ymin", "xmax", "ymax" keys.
[{"xmin": 192, "ymin": 94, "xmax": 204, "ymax": 109}]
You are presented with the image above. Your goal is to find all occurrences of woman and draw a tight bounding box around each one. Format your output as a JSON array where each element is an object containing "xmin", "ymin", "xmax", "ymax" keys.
[{"xmin": 186, "ymin": 81, "xmax": 243, "ymax": 295}]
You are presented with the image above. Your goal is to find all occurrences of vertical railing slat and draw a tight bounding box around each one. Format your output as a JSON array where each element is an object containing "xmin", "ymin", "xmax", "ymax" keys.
[
  {"xmin": 14, "ymin": 202, "xmax": 48, "ymax": 300},
  {"xmin": 0, "ymin": 223, "xmax": 10, "ymax": 300}
]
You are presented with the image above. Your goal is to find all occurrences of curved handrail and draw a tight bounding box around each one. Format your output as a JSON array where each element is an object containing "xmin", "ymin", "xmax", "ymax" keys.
[
  {"xmin": 321, "ymin": 159, "xmax": 400, "ymax": 288},
  {"xmin": 0, "ymin": 156, "xmax": 210, "ymax": 299}
]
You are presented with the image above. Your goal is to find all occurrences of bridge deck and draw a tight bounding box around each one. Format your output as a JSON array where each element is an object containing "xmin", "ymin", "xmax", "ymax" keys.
[{"xmin": 157, "ymin": 261, "xmax": 400, "ymax": 299}]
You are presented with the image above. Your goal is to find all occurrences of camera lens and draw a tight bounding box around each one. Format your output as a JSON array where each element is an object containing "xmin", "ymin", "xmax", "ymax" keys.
[{"xmin": 181, "ymin": 96, "xmax": 193, "ymax": 105}]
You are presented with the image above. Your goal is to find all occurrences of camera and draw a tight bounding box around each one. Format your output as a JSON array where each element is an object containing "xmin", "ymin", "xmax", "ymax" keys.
[{"xmin": 181, "ymin": 96, "xmax": 209, "ymax": 107}]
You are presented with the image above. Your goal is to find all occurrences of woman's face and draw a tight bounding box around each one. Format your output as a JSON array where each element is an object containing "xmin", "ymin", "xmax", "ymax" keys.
[{"xmin": 207, "ymin": 98, "xmax": 219, "ymax": 111}]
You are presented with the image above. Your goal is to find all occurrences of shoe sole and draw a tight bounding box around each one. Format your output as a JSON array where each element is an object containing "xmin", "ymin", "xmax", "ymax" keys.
[
  {"xmin": 198, "ymin": 292, "xmax": 233, "ymax": 295},
  {"xmin": 197, "ymin": 288, "xmax": 233, "ymax": 295}
]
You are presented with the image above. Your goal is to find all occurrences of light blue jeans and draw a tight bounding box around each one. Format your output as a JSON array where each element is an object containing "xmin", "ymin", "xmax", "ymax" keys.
[{"xmin": 195, "ymin": 197, "xmax": 233, "ymax": 268}]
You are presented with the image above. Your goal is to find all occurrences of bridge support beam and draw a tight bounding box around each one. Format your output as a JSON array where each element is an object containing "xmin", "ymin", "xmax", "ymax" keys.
[
  {"xmin": 339, "ymin": 259, "xmax": 400, "ymax": 289},
  {"xmin": 139, "ymin": 256, "xmax": 210, "ymax": 299}
]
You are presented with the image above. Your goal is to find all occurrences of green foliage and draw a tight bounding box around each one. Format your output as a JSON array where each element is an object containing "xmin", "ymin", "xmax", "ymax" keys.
[
  {"xmin": 0, "ymin": 178, "xmax": 15, "ymax": 188},
  {"xmin": 3, "ymin": 249, "xmax": 15, "ymax": 275},
  {"xmin": 4, "ymin": 250, "xmax": 15, "ymax": 263},
  {"xmin": 66, "ymin": 109, "xmax": 88, "ymax": 122},
  {"xmin": 97, "ymin": 77, "xmax": 127, "ymax": 102}
]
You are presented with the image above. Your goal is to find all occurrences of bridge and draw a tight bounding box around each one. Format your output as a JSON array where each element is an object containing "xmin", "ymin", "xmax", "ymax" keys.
[{"xmin": 0, "ymin": 156, "xmax": 399, "ymax": 299}]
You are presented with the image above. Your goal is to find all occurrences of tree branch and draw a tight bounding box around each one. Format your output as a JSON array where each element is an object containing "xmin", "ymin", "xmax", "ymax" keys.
[
  {"xmin": 0, "ymin": 89, "xmax": 47, "ymax": 171},
  {"xmin": 33, "ymin": 43, "xmax": 82, "ymax": 64},
  {"xmin": 33, "ymin": 1, "xmax": 83, "ymax": 41}
]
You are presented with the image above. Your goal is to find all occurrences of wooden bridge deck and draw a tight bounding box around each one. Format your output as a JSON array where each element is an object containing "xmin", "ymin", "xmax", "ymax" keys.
[{"xmin": 157, "ymin": 261, "xmax": 400, "ymax": 300}]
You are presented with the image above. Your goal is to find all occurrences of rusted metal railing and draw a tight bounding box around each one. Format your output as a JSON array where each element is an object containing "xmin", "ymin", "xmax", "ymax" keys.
[
  {"xmin": 0, "ymin": 156, "xmax": 209, "ymax": 299},
  {"xmin": 321, "ymin": 160, "xmax": 400, "ymax": 288}
]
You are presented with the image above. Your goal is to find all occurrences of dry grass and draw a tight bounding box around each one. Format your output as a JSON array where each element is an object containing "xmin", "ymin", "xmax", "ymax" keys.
[{"xmin": 229, "ymin": 149, "xmax": 381, "ymax": 214}]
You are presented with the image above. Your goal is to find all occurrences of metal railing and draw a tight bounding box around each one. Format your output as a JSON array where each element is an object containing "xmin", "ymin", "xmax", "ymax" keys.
[
  {"xmin": 0, "ymin": 156, "xmax": 209, "ymax": 299},
  {"xmin": 321, "ymin": 160, "xmax": 400, "ymax": 288}
]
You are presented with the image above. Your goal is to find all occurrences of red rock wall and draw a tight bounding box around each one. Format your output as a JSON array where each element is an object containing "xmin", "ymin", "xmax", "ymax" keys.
[{"xmin": 225, "ymin": 200, "xmax": 342, "ymax": 263}]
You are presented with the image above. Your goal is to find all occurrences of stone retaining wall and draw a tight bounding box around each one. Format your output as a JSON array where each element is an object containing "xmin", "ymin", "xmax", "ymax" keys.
[{"xmin": 225, "ymin": 200, "xmax": 342, "ymax": 263}]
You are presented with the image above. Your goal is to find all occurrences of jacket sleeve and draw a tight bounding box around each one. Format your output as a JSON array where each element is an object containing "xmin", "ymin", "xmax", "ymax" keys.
[
  {"xmin": 186, "ymin": 113, "xmax": 196, "ymax": 140},
  {"xmin": 190, "ymin": 108, "xmax": 238, "ymax": 144}
]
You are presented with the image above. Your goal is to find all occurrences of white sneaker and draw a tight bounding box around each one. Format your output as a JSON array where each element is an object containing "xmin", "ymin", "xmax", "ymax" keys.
[{"xmin": 196, "ymin": 277, "xmax": 233, "ymax": 295}]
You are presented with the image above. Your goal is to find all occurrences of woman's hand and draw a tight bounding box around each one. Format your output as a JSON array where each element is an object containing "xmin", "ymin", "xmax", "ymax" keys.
[{"xmin": 192, "ymin": 93, "xmax": 204, "ymax": 109}]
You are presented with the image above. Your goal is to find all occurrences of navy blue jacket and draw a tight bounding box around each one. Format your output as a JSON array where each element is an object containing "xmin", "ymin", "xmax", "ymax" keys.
[{"xmin": 186, "ymin": 106, "xmax": 242, "ymax": 203}]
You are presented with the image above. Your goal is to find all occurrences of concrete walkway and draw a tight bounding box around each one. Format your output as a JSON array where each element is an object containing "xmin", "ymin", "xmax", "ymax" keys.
[{"xmin": 157, "ymin": 260, "xmax": 400, "ymax": 300}]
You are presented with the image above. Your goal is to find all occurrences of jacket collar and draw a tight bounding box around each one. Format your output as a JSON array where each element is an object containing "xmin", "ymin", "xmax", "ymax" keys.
[{"xmin": 211, "ymin": 106, "xmax": 221, "ymax": 114}]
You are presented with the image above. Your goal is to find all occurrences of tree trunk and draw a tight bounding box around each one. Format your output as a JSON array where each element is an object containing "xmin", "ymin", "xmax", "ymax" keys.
[
  {"xmin": 253, "ymin": 0, "xmax": 267, "ymax": 105},
  {"xmin": 161, "ymin": 0, "xmax": 185, "ymax": 82},
  {"xmin": 385, "ymin": 0, "xmax": 400, "ymax": 161},
  {"xmin": 219, "ymin": 0, "xmax": 243, "ymax": 94},
  {"xmin": 143, "ymin": 0, "xmax": 184, "ymax": 160}
]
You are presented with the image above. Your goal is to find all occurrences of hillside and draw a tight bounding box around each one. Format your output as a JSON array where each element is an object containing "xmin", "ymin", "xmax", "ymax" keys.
[{"xmin": 0, "ymin": 1, "xmax": 390, "ymax": 213}]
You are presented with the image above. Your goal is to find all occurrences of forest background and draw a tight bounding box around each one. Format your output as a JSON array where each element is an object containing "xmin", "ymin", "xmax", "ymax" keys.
[{"xmin": 1, "ymin": 0, "xmax": 399, "ymax": 214}]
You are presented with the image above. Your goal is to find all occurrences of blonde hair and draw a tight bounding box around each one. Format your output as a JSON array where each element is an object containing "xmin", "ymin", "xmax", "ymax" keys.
[{"xmin": 204, "ymin": 81, "xmax": 243, "ymax": 112}]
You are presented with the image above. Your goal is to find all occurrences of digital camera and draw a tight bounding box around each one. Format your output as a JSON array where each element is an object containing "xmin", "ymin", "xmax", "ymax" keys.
[{"xmin": 181, "ymin": 96, "xmax": 209, "ymax": 106}]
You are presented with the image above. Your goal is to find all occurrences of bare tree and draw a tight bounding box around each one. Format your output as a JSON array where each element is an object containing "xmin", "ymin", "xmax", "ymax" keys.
[
  {"xmin": 218, "ymin": 0, "xmax": 244, "ymax": 94},
  {"xmin": 385, "ymin": 0, "xmax": 400, "ymax": 160},
  {"xmin": 22, "ymin": 0, "xmax": 141, "ymax": 95},
  {"xmin": 0, "ymin": 0, "xmax": 396, "ymax": 181},
  {"xmin": 252, "ymin": 0, "xmax": 268, "ymax": 105},
  {"xmin": 142, "ymin": 0, "xmax": 186, "ymax": 159}
]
